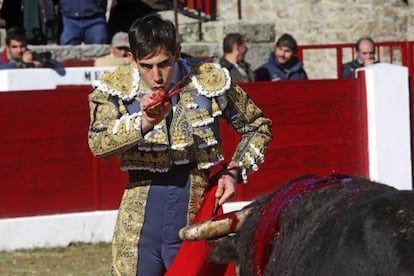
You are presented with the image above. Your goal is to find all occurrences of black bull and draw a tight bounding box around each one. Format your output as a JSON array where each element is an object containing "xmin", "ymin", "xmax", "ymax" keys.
[{"xmin": 179, "ymin": 174, "xmax": 414, "ymax": 276}]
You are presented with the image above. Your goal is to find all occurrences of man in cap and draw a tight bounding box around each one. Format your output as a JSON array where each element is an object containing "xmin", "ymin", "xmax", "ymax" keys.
[{"xmin": 94, "ymin": 31, "xmax": 130, "ymax": 67}]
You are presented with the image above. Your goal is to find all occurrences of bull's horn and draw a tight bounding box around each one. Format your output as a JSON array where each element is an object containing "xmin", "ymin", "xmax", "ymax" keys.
[{"xmin": 179, "ymin": 207, "xmax": 252, "ymax": 241}]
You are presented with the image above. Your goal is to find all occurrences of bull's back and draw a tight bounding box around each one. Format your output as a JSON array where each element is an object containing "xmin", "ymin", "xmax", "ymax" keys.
[{"xmin": 238, "ymin": 177, "xmax": 414, "ymax": 276}]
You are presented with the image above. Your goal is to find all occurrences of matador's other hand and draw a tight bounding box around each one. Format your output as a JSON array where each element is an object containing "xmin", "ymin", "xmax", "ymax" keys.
[
  {"xmin": 215, "ymin": 161, "xmax": 240, "ymax": 206},
  {"xmin": 215, "ymin": 174, "xmax": 237, "ymax": 207}
]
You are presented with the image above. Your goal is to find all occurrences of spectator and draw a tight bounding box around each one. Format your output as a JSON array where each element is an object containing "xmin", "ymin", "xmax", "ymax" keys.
[
  {"xmin": 41, "ymin": 0, "xmax": 108, "ymax": 45},
  {"xmin": 87, "ymin": 14, "xmax": 272, "ymax": 275},
  {"xmin": 0, "ymin": 0, "xmax": 58, "ymax": 45},
  {"xmin": 0, "ymin": 27, "xmax": 36, "ymax": 68},
  {"xmin": 94, "ymin": 31, "xmax": 130, "ymax": 67},
  {"xmin": 107, "ymin": 0, "xmax": 172, "ymax": 42},
  {"xmin": 0, "ymin": 27, "xmax": 65, "ymax": 74},
  {"xmin": 0, "ymin": 0, "xmax": 23, "ymax": 31},
  {"xmin": 341, "ymin": 36, "xmax": 377, "ymax": 78},
  {"xmin": 219, "ymin": 32, "xmax": 255, "ymax": 82},
  {"xmin": 254, "ymin": 33, "xmax": 308, "ymax": 81},
  {"xmin": 22, "ymin": 0, "xmax": 59, "ymax": 44},
  {"xmin": 0, "ymin": 0, "xmax": 8, "ymax": 29}
]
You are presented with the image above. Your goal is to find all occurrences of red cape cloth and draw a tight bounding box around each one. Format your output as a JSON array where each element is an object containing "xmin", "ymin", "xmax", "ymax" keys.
[{"xmin": 166, "ymin": 184, "xmax": 236, "ymax": 276}]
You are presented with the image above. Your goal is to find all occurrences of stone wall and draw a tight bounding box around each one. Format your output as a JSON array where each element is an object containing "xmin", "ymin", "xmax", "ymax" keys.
[
  {"xmin": 217, "ymin": 0, "xmax": 412, "ymax": 79},
  {"xmin": 219, "ymin": 0, "xmax": 411, "ymax": 42},
  {"xmin": 173, "ymin": 0, "xmax": 412, "ymax": 79}
]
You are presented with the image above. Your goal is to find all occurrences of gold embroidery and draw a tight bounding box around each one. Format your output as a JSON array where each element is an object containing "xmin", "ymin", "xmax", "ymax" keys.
[
  {"xmin": 170, "ymin": 102, "xmax": 193, "ymax": 151},
  {"xmin": 181, "ymin": 91, "xmax": 197, "ymax": 108},
  {"xmin": 194, "ymin": 128, "xmax": 217, "ymax": 147},
  {"xmin": 150, "ymin": 128, "xmax": 168, "ymax": 145},
  {"xmin": 119, "ymin": 150, "xmax": 171, "ymax": 170},
  {"xmin": 172, "ymin": 129, "xmax": 187, "ymax": 146},
  {"xmin": 173, "ymin": 148, "xmax": 191, "ymax": 163},
  {"xmin": 187, "ymin": 108, "xmax": 214, "ymax": 127},
  {"xmin": 118, "ymin": 99, "xmax": 127, "ymax": 115},
  {"xmin": 199, "ymin": 108, "xmax": 211, "ymax": 121},
  {"xmin": 212, "ymin": 97, "xmax": 221, "ymax": 116},
  {"xmin": 209, "ymin": 147, "xmax": 221, "ymax": 160},
  {"xmin": 100, "ymin": 66, "xmax": 137, "ymax": 98},
  {"xmin": 187, "ymin": 109, "xmax": 198, "ymax": 123},
  {"xmin": 112, "ymin": 185, "xmax": 149, "ymax": 276},
  {"xmin": 223, "ymin": 85, "xmax": 273, "ymax": 178},
  {"xmin": 88, "ymin": 90, "xmax": 143, "ymax": 158},
  {"xmin": 197, "ymin": 64, "xmax": 228, "ymax": 93},
  {"xmin": 112, "ymin": 171, "xmax": 210, "ymax": 275},
  {"xmin": 187, "ymin": 169, "xmax": 209, "ymax": 223},
  {"xmin": 193, "ymin": 63, "xmax": 231, "ymax": 97}
]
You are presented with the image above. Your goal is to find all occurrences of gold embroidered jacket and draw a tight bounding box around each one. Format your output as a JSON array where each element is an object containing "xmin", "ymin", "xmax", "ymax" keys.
[{"xmin": 88, "ymin": 62, "xmax": 272, "ymax": 182}]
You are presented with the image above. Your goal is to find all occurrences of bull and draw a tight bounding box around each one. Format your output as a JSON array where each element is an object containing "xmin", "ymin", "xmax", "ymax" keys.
[{"xmin": 179, "ymin": 174, "xmax": 414, "ymax": 276}]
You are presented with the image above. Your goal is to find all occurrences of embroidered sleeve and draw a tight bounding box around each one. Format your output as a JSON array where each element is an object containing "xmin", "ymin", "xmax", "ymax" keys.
[
  {"xmin": 222, "ymin": 85, "xmax": 273, "ymax": 183},
  {"xmin": 88, "ymin": 88, "xmax": 144, "ymax": 158}
]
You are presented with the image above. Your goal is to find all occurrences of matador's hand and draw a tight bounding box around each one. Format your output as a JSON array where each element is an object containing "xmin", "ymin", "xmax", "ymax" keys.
[{"xmin": 140, "ymin": 89, "xmax": 171, "ymax": 132}]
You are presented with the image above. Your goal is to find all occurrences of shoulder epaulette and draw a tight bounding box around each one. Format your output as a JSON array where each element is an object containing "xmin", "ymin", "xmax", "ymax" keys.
[
  {"xmin": 191, "ymin": 63, "xmax": 231, "ymax": 97},
  {"xmin": 93, "ymin": 66, "xmax": 140, "ymax": 101}
]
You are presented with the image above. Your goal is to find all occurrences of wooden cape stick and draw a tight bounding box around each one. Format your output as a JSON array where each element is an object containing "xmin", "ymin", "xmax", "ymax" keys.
[{"xmin": 179, "ymin": 207, "xmax": 252, "ymax": 241}]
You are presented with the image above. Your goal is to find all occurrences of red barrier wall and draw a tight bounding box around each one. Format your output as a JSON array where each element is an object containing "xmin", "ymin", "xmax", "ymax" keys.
[
  {"xmin": 0, "ymin": 86, "xmax": 126, "ymax": 218},
  {"xmin": 0, "ymin": 78, "xmax": 368, "ymax": 218},
  {"xmin": 228, "ymin": 79, "xmax": 369, "ymax": 200}
]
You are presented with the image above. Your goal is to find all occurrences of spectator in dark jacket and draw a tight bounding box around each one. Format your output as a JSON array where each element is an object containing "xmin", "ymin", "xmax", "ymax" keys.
[
  {"xmin": 219, "ymin": 33, "xmax": 255, "ymax": 83},
  {"xmin": 341, "ymin": 37, "xmax": 377, "ymax": 78},
  {"xmin": 0, "ymin": 0, "xmax": 23, "ymax": 30},
  {"xmin": 107, "ymin": 0, "xmax": 171, "ymax": 42},
  {"xmin": 255, "ymin": 33, "xmax": 308, "ymax": 81}
]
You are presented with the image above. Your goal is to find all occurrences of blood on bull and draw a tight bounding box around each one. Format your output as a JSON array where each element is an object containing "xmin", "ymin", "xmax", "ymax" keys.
[{"xmin": 180, "ymin": 174, "xmax": 414, "ymax": 276}]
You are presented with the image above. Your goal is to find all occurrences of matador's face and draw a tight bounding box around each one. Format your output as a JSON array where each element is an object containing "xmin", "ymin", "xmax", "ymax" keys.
[{"xmin": 129, "ymin": 46, "xmax": 178, "ymax": 92}]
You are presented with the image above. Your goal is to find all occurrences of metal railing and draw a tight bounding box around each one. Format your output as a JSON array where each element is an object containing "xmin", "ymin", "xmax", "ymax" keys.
[
  {"xmin": 296, "ymin": 41, "xmax": 411, "ymax": 78},
  {"xmin": 173, "ymin": 0, "xmax": 217, "ymax": 40},
  {"xmin": 174, "ymin": 0, "xmax": 217, "ymax": 21}
]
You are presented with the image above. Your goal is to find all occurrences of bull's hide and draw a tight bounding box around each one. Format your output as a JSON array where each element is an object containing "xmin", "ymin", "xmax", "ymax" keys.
[{"xmin": 183, "ymin": 174, "xmax": 414, "ymax": 276}]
